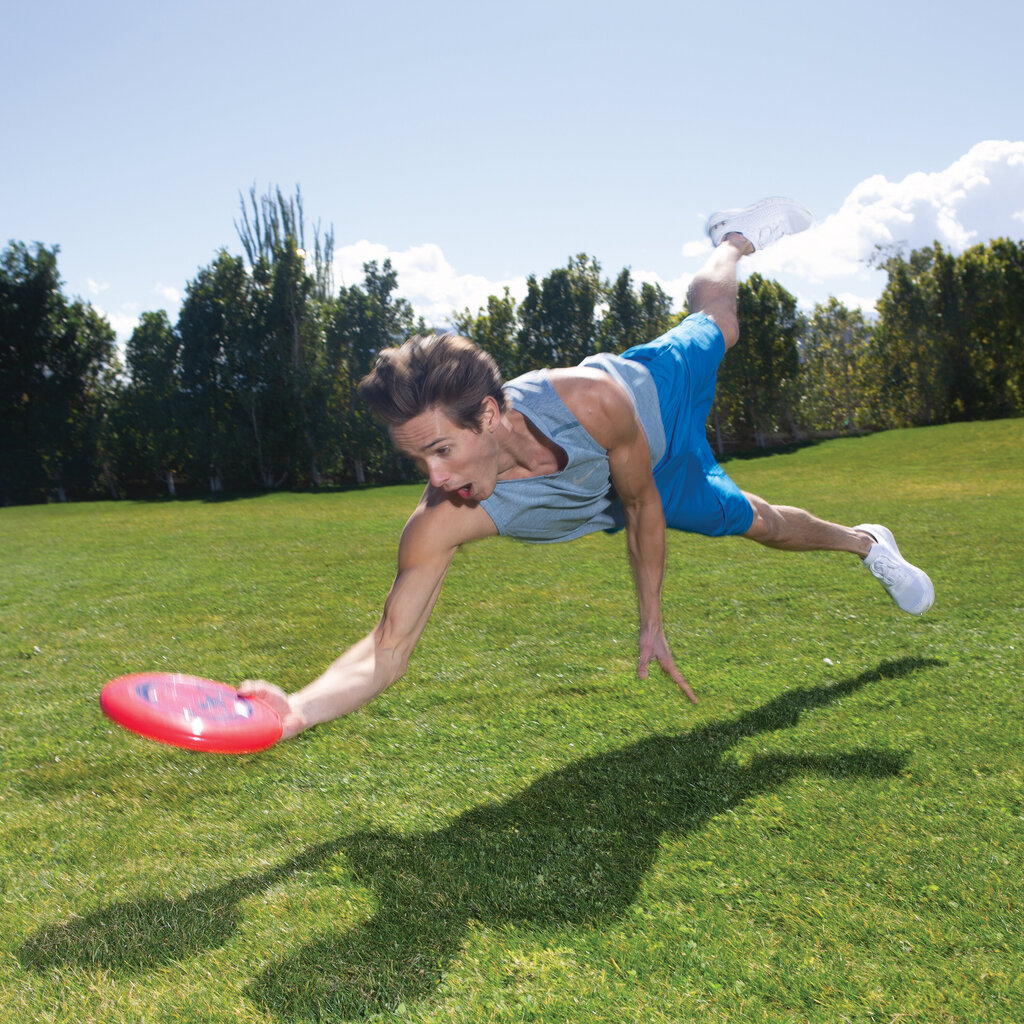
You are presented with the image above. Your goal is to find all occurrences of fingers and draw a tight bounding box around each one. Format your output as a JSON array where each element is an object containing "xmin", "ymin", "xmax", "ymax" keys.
[
  {"xmin": 653, "ymin": 650, "xmax": 698, "ymax": 704},
  {"xmin": 668, "ymin": 668, "xmax": 699, "ymax": 704},
  {"xmin": 237, "ymin": 679, "xmax": 294, "ymax": 722},
  {"xmin": 636, "ymin": 634, "xmax": 699, "ymax": 704}
]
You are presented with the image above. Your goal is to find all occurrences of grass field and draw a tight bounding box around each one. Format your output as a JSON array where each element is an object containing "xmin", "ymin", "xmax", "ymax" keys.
[{"xmin": 2, "ymin": 420, "xmax": 1022, "ymax": 1024}]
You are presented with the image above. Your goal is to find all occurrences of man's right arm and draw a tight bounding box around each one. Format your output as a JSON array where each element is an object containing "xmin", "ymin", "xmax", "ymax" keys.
[{"xmin": 239, "ymin": 497, "xmax": 495, "ymax": 738}]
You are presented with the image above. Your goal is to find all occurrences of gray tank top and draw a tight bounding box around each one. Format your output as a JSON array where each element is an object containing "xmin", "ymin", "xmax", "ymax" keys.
[{"xmin": 480, "ymin": 353, "xmax": 666, "ymax": 543}]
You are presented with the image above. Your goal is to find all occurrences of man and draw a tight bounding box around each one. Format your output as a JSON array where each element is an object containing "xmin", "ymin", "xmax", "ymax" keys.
[{"xmin": 240, "ymin": 198, "xmax": 934, "ymax": 738}]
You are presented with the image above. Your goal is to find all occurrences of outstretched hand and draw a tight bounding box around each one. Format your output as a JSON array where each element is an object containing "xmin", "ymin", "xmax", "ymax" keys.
[
  {"xmin": 637, "ymin": 625, "xmax": 698, "ymax": 704},
  {"xmin": 237, "ymin": 680, "xmax": 305, "ymax": 740}
]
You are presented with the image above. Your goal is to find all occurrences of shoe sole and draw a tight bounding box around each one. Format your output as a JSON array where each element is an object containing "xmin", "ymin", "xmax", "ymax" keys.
[{"xmin": 706, "ymin": 197, "xmax": 813, "ymax": 249}]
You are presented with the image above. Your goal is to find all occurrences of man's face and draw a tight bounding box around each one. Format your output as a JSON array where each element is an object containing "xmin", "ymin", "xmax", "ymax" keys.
[{"xmin": 389, "ymin": 403, "xmax": 500, "ymax": 502}]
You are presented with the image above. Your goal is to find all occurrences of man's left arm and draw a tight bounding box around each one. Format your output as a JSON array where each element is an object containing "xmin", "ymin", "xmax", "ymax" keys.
[
  {"xmin": 559, "ymin": 371, "xmax": 698, "ymax": 703},
  {"xmin": 608, "ymin": 421, "xmax": 698, "ymax": 703}
]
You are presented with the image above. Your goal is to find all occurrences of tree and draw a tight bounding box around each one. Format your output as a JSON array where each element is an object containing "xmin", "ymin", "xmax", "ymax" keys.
[
  {"xmin": 177, "ymin": 250, "xmax": 251, "ymax": 491},
  {"xmin": 799, "ymin": 298, "xmax": 875, "ymax": 434},
  {"xmin": 236, "ymin": 186, "xmax": 335, "ymax": 486},
  {"xmin": 516, "ymin": 254, "xmax": 604, "ymax": 369},
  {"xmin": 327, "ymin": 260, "xmax": 418, "ymax": 483},
  {"xmin": 870, "ymin": 238, "xmax": 1024, "ymax": 427},
  {"xmin": 637, "ymin": 280, "xmax": 677, "ymax": 343},
  {"xmin": 599, "ymin": 269, "xmax": 676, "ymax": 353},
  {"xmin": 0, "ymin": 242, "xmax": 116, "ymax": 503},
  {"xmin": 934, "ymin": 238, "xmax": 1024, "ymax": 421},
  {"xmin": 871, "ymin": 245, "xmax": 948, "ymax": 427},
  {"xmin": 236, "ymin": 184, "xmax": 335, "ymax": 303},
  {"xmin": 121, "ymin": 311, "xmax": 185, "ymax": 495},
  {"xmin": 454, "ymin": 287, "xmax": 520, "ymax": 379},
  {"xmin": 714, "ymin": 273, "xmax": 801, "ymax": 450}
]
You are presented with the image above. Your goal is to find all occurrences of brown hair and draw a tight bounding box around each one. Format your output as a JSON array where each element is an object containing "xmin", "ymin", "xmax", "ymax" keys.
[{"xmin": 357, "ymin": 332, "xmax": 507, "ymax": 430}]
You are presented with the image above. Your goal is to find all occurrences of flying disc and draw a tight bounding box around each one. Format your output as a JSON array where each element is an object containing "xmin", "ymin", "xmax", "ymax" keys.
[{"xmin": 100, "ymin": 673, "xmax": 283, "ymax": 753}]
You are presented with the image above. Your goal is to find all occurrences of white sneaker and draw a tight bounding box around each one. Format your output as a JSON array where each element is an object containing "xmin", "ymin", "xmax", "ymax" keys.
[
  {"xmin": 856, "ymin": 523, "xmax": 934, "ymax": 615},
  {"xmin": 706, "ymin": 197, "xmax": 814, "ymax": 250}
]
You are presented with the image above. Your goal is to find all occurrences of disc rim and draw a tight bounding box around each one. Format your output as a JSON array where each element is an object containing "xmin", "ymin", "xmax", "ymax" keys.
[{"xmin": 101, "ymin": 672, "xmax": 283, "ymax": 754}]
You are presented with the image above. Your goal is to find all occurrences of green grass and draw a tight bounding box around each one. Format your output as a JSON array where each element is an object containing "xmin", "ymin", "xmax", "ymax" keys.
[{"xmin": 2, "ymin": 419, "xmax": 1022, "ymax": 1024}]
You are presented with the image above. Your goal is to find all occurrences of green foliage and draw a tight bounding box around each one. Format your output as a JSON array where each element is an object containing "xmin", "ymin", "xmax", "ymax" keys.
[
  {"xmin": 4, "ymin": 195, "xmax": 1024, "ymax": 505},
  {"xmin": 0, "ymin": 241, "xmax": 117, "ymax": 504},
  {"xmin": 459, "ymin": 259, "xmax": 678, "ymax": 378},
  {"xmin": 117, "ymin": 310, "xmax": 184, "ymax": 494},
  {"xmin": 517, "ymin": 254, "xmax": 605, "ymax": 368},
  {"xmin": 600, "ymin": 268, "xmax": 676, "ymax": 353},
  {"xmin": 871, "ymin": 238, "xmax": 1024, "ymax": 426},
  {"xmin": 454, "ymin": 287, "xmax": 520, "ymax": 378},
  {"xmin": 713, "ymin": 273, "xmax": 802, "ymax": 450},
  {"xmin": 327, "ymin": 259, "xmax": 420, "ymax": 484},
  {"xmin": 798, "ymin": 298, "xmax": 875, "ymax": 433},
  {"xmin": 176, "ymin": 249, "xmax": 250, "ymax": 490}
]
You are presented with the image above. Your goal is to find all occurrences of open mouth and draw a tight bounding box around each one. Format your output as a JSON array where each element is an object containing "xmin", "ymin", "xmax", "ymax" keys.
[{"xmin": 456, "ymin": 484, "xmax": 474, "ymax": 500}]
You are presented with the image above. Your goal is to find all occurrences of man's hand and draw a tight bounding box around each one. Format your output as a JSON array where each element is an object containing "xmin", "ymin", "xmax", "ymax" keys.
[
  {"xmin": 637, "ymin": 625, "xmax": 698, "ymax": 704},
  {"xmin": 237, "ymin": 680, "xmax": 306, "ymax": 740}
]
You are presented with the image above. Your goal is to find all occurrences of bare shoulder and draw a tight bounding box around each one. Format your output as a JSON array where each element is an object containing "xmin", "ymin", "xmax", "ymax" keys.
[
  {"xmin": 546, "ymin": 367, "xmax": 639, "ymax": 449},
  {"xmin": 399, "ymin": 487, "xmax": 498, "ymax": 566}
]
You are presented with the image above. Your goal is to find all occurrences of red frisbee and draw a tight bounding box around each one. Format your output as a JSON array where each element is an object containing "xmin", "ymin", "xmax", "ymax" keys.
[{"xmin": 100, "ymin": 673, "xmax": 283, "ymax": 754}]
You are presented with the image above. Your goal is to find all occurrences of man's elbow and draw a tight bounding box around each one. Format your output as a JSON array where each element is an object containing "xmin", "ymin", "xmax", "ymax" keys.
[{"xmin": 372, "ymin": 626, "xmax": 414, "ymax": 685}]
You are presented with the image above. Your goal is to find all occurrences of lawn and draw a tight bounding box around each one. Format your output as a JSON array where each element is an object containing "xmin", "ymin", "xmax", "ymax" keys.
[{"xmin": 2, "ymin": 420, "xmax": 1022, "ymax": 1023}]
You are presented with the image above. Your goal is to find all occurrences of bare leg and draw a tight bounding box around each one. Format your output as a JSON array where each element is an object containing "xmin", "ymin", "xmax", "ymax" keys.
[
  {"xmin": 692, "ymin": 231, "xmax": 871, "ymax": 559},
  {"xmin": 743, "ymin": 492, "xmax": 873, "ymax": 557},
  {"xmin": 687, "ymin": 234, "xmax": 752, "ymax": 350}
]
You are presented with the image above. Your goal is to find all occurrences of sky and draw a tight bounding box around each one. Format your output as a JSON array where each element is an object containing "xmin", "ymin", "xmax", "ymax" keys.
[{"xmin": 3, "ymin": 0, "xmax": 1023, "ymax": 342}]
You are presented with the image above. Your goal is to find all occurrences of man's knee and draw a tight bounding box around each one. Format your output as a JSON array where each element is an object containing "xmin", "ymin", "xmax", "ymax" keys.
[
  {"xmin": 742, "ymin": 493, "xmax": 779, "ymax": 542},
  {"xmin": 702, "ymin": 308, "xmax": 740, "ymax": 350}
]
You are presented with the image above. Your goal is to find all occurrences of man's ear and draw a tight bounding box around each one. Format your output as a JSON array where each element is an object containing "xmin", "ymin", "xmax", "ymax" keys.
[{"xmin": 479, "ymin": 395, "xmax": 500, "ymax": 431}]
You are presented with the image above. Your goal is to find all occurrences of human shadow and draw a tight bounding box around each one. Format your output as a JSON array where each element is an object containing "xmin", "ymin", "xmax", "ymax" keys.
[
  {"xmin": 17, "ymin": 840, "xmax": 344, "ymax": 973},
  {"xmin": 249, "ymin": 657, "xmax": 933, "ymax": 1020},
  {"xmin": 18, "ymin": 657, "xmax": 934, "ymax": 1015}
]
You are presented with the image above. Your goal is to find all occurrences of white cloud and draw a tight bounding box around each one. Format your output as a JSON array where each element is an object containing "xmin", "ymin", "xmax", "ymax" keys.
[
  {"xmin": 630, "ymin": 267, "xmax": 695, "ymax": 311},
  {"xmin": 334, "ymin": 240, "xmax": 528, "ymax": 327},
  {"xmin": 98, "ymin": 306, "xmax": 141, "ymax": 342},
  {"xmin": 333, "ymin": 142, "xmax": 1024, "ymax": 327},
  {"xmin": 746, "ymin": 139, "xmax": 1024, "ymax": 306},
  {"xmin": 96, "ymin": 140, "xmax": 1021, "ymax": 346},
  {"xmin": 681, "ymin": 240, "xmax": 711, "ymax": 259}
]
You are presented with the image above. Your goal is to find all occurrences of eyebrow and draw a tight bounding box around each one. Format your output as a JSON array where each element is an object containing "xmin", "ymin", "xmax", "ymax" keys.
[
  {"xmin": 426, "ymin": 433, "xmax": 454, "ymax": 448},
  {"xmin": 392, "ymin": 433, "xmax": 451, "ymax": 456}
]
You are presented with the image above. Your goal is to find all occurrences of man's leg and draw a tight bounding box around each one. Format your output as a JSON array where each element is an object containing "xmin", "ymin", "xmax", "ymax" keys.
[
  {"xmin": 687, "ymin": 234, "xmax": 751, "ymax": 351},
  {"xmin": 742, "ymin": 494, "xmax": 934, "ymax": 614},
  {"xmin": 690, "ymin": 196, "xmax": 814, "ymax": 350},
  {"xmin": 684, "ymin": 197, "xmax": 933, "ymax": 613},
  {"xmin": 686, "ymin": 223, "xmax": 862, "ymax": 552},
  {"xmin": 743, "ymin": 492, "xmax": 872, "ymax": 556}
]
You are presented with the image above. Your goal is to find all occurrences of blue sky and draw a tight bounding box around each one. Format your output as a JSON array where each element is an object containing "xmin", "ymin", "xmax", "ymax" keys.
[{"xmin": 3, "ymin": 0, "xmax": 1023, "ymax": 341}]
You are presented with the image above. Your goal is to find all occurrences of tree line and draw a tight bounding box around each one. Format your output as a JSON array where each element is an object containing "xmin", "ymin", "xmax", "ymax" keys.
[{"xmin": 3, "ymin": 188, "xmax": 1023, "ymax": 505}]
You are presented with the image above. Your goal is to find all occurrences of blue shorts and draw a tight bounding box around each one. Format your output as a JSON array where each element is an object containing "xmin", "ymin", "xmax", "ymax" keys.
[{"xmin": 621, "ymin": 314, "xmax": 754, "ymax": 537}]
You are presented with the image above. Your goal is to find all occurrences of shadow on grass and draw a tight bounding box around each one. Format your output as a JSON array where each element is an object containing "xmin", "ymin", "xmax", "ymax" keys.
[
  {"xmin": 19, "ymin": 657, "xmax": 938, "ymax": 1018},
  {"xmin": 16, "ymin": 839, "xmax": 345, "ymax": 974}
]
